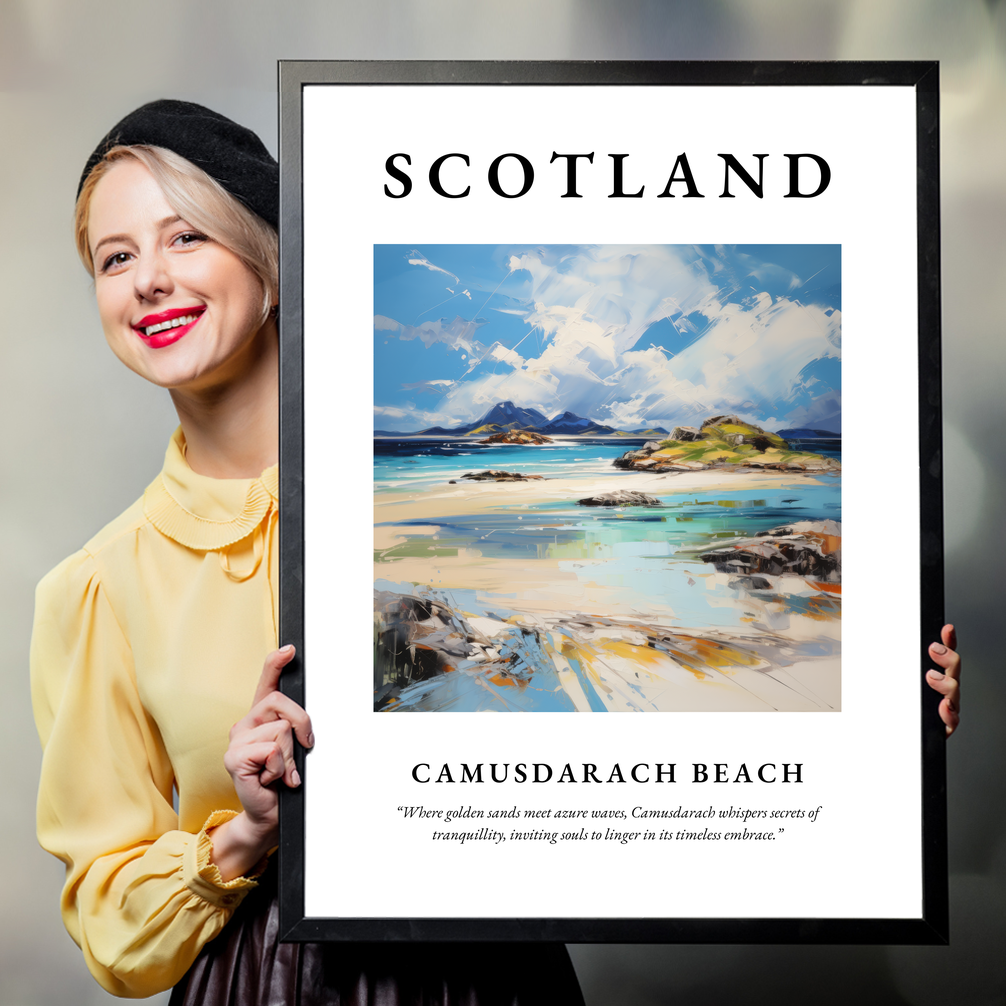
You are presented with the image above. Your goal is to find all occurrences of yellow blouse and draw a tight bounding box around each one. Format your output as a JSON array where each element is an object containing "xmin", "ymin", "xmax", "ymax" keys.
[{"xmin": 31, "ymin": 429, "xmax": 279, "ymax": 998}]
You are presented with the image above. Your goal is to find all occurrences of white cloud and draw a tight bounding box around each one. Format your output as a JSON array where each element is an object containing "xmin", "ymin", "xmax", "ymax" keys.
[
  {"xmin": 599, "ymin": 295, "xmax": 841, "ymax": 429},
  {"xmin": 486, "ymin": 342, "xmax": 525, "ymax": 369},
  {"xmin": 374, "ymin": 403, "xmax": 444, "ymax": 429},
  {"xmin": 407, "ymin": 250, "xmax": 460, "ymax": 285},
  {"xmin": 375, "ymin": 314, "xmax": 487, "ymax": 354},
  {"xmin": 401, "ymin": 379, "xmax": 457, "ymax": 394}
]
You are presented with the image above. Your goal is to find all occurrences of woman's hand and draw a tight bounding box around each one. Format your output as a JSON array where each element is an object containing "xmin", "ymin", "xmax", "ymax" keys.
[
  {"xmin": 926, "ymin": 624, "xmax": 961, "ymax": 738},
  {"xmin": 209, "ymin": 645, "xmax": 314, "ymax": 881}
]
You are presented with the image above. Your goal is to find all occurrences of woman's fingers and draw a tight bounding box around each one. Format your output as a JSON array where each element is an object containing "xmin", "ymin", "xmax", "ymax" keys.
[
  {"xmin": 252, "ymin": 644, "xmax": 296, "ymax": 707},
  {"xmin": 925, "ymin": 682, "xmax": 961, "ymax": 736},
  {"xmin": 929, "ymin": 649, "xmax": 962, "ymax": 682},
  {"xmin": 941, "ymin": 623, "xmax": 958, "ymax": 653},
  {"xmin": 928, "ymin": 637, "xmax": 961, "ymax": 682},
  {"xmin": 229, "ymin": 740, "xmax": 288, "ymax": 787},
  {"xmin": 240, "ymin": 644, "xmax": 313, "ymax": 749},
  {"xmin": 218, "ymin": 646, "xmax": 309, "ymax": 847},
  {"xmin": 926, "ymin": 667, "xmax": 959, "ymax": 703},
  {"xmin": 230, "ymin": 719, "xmax": 302, "ymax": 788},
  {"xmin": 259, "ymin": 742, "xmax": 289, "ymax": 787},
  {"xmin": 223, "ymin": 645, "xmax": 311, "ymax": 810},
  {"xmin": 245, "ymin": 690, "xmax": 314, "ymax": 749},
  {"xmin": 926, "ymin": 668, "xmax": 960, "ymax": 736},
  {"xmin": 927, "ymin": 623, "xmax": 961, "ymax": 737},
  {"xmin": 232, "ymin": 690, "xmax": 313, "ymax": 751},
  {"xmin": 224, "ymin": 737, "xmax": 287, "ymax": 787}
]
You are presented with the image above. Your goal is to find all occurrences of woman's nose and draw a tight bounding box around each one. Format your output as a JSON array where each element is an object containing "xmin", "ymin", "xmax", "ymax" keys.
[{"xmin": 133, "ymin": 249, "xmax": 173, "ymax": 302}]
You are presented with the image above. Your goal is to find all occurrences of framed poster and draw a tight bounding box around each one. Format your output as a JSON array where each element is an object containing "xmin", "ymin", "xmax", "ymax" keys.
[{"xmin": 277, "ymin": 61, "xmax": 946, "ymax": 943}]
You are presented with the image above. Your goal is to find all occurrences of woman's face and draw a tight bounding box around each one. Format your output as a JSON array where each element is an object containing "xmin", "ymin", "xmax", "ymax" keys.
[{"xmin": 87, "ymin": 158, "xmax": 270, "ymax": 393}]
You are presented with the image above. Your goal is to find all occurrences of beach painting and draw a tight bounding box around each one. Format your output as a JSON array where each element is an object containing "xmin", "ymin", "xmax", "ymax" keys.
[{"xmin": 374, "ymin": 244, "xmax": 841, "ymax": 713}]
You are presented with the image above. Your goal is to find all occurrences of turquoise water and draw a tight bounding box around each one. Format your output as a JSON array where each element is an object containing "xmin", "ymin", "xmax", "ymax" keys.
[
  {"xmin": 375, "ymin": 438, "xmax": 841, "ymax": 632},
  {"xmin": 375, "ymin": 437, "xmax": 663, "ymax": 490}
]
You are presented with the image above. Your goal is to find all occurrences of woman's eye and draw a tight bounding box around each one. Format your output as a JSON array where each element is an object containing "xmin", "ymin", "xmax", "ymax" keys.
[
  {"xmin": 173, "ymin": 231, "xmax": 208, "ymax": 248},
  {"xmin": 101, "ymin": 251, "xmax": 132, "ymax": 273}
]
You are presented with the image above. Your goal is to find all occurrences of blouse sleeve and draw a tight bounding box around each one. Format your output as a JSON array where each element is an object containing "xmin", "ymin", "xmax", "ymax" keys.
[{"xmin": 31, "ymin": 549, "xmax": 262, "ymax": 998}]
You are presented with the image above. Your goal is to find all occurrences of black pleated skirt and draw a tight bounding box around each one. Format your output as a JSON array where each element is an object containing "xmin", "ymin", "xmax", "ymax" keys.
[{"xmin": 169, "ymin": 869, "xmax": 585, "ymax": 1006}]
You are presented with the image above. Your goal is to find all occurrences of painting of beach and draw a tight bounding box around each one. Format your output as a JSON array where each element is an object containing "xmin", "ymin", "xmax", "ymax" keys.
[{"xmin": 374, "ymin": 244, "xmax": 841, "ymax": 712}]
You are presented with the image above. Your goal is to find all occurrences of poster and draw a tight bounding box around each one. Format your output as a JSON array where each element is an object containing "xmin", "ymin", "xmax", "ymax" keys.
[{"xmin": 278, "ymin": 62, "xmax": 945, "ymax": 942}]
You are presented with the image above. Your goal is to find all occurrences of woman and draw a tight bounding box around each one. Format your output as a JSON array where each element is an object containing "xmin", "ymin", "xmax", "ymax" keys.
[{"xmin": 31, "ymin": 100, "xmax": 586, "ymax": 1003}]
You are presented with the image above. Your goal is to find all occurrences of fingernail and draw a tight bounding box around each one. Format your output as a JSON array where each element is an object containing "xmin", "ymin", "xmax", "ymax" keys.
[
  {"xmin": 292, "ymin": 768, "xmax": 301, "ymax": 787},
  {"xmin": 307, "ymin": 732, "xmax": 315, "ymax": 748},
  {"xmin": 927, "ymin": 669, "xmax": 944, "ymax": 679},
  {"xmin": 280, "ymin": 644, "xmax": 295, "ymax": 654},
  {"xmin": 931, "ymin": 643, "xmax": 947, "ymax": 654}
]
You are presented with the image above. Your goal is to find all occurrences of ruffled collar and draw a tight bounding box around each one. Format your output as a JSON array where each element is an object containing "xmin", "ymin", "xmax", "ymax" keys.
[{"xmin": 143, "ymin": 428, "xmax": 278, "ymax": 551}]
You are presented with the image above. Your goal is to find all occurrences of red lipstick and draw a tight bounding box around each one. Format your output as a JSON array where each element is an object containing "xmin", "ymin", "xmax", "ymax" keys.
[{"xmin": 132, "ymin": 306, "xmax": 206, "ymax": 349}]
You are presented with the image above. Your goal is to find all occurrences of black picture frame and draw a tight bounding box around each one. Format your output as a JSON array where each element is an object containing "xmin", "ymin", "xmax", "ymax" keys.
[{"xmin": 277, "ymin": 60, "xmax": 945, "ymax": 944}]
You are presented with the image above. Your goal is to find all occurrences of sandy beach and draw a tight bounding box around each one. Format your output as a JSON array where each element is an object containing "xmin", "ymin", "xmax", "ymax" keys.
[
  {"xmin": 375, "ymin": 468, "xmax": 816, "ymax": 523},
  {"xmin": 374, "ymin": 468, "xmax": 841, "ymax": 713}
]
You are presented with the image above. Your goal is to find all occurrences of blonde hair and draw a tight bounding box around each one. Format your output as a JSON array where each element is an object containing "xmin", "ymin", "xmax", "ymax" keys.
[{"xmin": 75, "ymin": 145, "xmax": 278, "ymax": 323}]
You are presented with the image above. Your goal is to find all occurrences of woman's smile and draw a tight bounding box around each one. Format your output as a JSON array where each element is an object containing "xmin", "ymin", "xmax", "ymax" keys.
[{"xmin": 133, "ymin": 305, "xmax": 207, "ymax": 347}]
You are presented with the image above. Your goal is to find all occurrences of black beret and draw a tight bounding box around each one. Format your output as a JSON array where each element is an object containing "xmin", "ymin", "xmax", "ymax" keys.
[{"xmin": 78, "ymin": 99, "xmax": 278, "ymax": 228}]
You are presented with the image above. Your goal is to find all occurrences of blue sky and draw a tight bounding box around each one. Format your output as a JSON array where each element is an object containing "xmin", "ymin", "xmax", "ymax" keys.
[{"xmin": 374, "ymin": 244, "xmax": 841, "ymax": 433}]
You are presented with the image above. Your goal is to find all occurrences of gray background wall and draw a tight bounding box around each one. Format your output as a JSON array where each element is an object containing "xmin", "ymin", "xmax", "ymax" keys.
[{"xmin": 1, "ymin": 2, "xmax": 1003, "ymax": 1003}]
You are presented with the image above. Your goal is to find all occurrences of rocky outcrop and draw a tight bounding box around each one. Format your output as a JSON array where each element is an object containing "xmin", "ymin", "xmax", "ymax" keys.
[
  {"xmin": 615, "ymin": 415, "xmax": 841, "ymax": 474},
  {"xmin": 480, "ymin": 429, "xmax": 553, "ymax": 445},
  {"xmin": 578, "ymin": 490, "xmax": 662, "ymax": 507},
  {"xmin": 698, "ymin": 520, "xmax": 841, "ymax": 582},
  {"xmin": 374, "ymin": 591, "xmax": 542, "ymax": 710},
  {"xmin": 374, "ymin": 592, "xmax": 472, "ymax": 708},
  {"xmin": 459, "ymin": 470, "xmax": 545, "ymax": 481},
  {"xmin": 700, "ymin": 414, "xmax": 743, "ymax": 428},
  {"xmin": 614, "ymin": 452, "xmax": 711, "ymax": 472},
  {"xmin": 756, "ymin": 519, "xmax": 841, "ymax": 555},
  {"xmin": 669, "ymin": 425, "xmax": 705, "ymax": 442}
]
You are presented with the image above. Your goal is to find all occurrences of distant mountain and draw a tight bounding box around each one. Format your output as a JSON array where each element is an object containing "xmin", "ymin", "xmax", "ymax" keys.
[
  {"xmin": 540, "ymin": 410, "xmax": 592, "ymax": 433},
  {"xmin": 409, "ymin": 426, "xmax": 458, "ymax": 436},
  {"xmin": 476, "ymin": 401, "xmax": 549, "ymax": 431},
  {"xmin": 412, "ymin": 401, "xmax": 549, "ymax": 436},
  {"xmin": 540, "ymin": 411, "xmax": 615, "ymax": 435},
  {"xmin": 376, "ymin": 401, "xmax": 659, "ymax": 437},
  {"xmin": 776, "ymin": 428, "xmax": 841, "ymax": 440}
]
